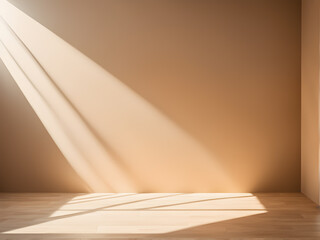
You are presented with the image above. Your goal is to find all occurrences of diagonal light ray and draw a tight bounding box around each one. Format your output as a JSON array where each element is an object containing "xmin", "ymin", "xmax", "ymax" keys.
[
  {"xmin": 0, "ymin": 16, "xmax": 136, "ymax": 192},
  {"xmin": 0, "ymin": 0, "xmax": 236, "ymax": 192}
]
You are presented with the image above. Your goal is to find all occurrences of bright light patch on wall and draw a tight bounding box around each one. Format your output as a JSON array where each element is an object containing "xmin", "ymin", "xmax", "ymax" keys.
[{"xmin": 0, "ymin": 0, "xmax": 236, "ymax": 192}]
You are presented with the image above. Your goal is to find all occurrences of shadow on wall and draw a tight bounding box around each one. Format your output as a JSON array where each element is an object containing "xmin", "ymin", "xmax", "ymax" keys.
[
  {"xmin": 0, "ymin": 0, "xmax": 301, "ymax": 192},
  {"xmin": 0, "ymin": 0, "xmax": 234, "ymax": 192},
  {"xmin": 0, "ymin": 60, "xmax": 89, "ymax": 193}
]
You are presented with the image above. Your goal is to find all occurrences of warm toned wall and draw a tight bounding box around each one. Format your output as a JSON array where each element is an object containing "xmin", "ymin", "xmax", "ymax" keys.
[
  {"xmin": 0, "ymin": 0, "xmax": 301, "ymax": 192},
  {"xmin": 301, "ymin": 0, "xmax": 320, "ymax": 204},
  {"xmin": 0, "ymin": 59, "xmax": 89, "ymax": 192}
]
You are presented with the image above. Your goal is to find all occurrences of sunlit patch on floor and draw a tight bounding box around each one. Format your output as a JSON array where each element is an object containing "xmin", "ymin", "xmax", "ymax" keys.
[{"xmin": 2, "ymin": 193, "xmax": 267, "ymax": 234}]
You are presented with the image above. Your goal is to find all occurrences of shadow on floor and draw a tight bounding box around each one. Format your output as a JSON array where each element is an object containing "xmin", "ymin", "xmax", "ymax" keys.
[{"xmin": 0, "ymin": 193, "xmax": 319, "ymax": 239}]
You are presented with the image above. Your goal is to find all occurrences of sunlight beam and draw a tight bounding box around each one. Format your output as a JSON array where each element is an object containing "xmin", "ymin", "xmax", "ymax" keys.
[{"xmin": 0, "ymin": 0, "xmax": 235, "ymax": 192}]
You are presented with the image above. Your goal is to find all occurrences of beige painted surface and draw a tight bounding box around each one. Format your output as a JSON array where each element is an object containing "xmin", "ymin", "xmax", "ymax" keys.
[
  {"xmin": 0, "ymin": 0, "xmax": 301, "ymax": 192},
  {"xmin": 0, "ymin": 59, "xmax": 89, "ymax": 192},
  {"xmin": 301, "ymin": 0, "xmax": 320, "ymax": 204}
]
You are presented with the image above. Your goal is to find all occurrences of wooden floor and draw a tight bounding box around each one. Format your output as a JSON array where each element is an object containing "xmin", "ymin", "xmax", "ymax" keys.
[{"xmin": 0, "ymin": 193, "xmax": 319, "ymax": 239}]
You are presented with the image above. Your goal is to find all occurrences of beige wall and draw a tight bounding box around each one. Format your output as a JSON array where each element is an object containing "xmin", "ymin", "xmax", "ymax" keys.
[
  {"xmin": 301, "ymin": 0, "xmax": 320, "ymax": 204},
  {"xmin": 0, "ymin": 59, "xmax": 89, "ymax": 192},
  {"xmin": 0, "ymin": 0, "xmax": 301, "ymax": 192}
]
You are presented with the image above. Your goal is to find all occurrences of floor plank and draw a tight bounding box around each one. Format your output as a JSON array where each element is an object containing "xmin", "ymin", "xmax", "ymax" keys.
[{"xmin": 0, "ymin": 193, "xmax": 319, "ymax": 239}]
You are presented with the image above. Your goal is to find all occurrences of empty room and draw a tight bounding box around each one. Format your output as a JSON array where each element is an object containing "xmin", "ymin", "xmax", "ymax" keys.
[{"xmin": 0, "ymin": 0, "xmax": 319, "ymax": 239}]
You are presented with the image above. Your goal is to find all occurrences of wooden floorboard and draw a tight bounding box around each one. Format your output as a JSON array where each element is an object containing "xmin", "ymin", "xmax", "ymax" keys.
[{"xmin": 0, "ymin": 193, "xmax": 319, "ymax": 239}]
